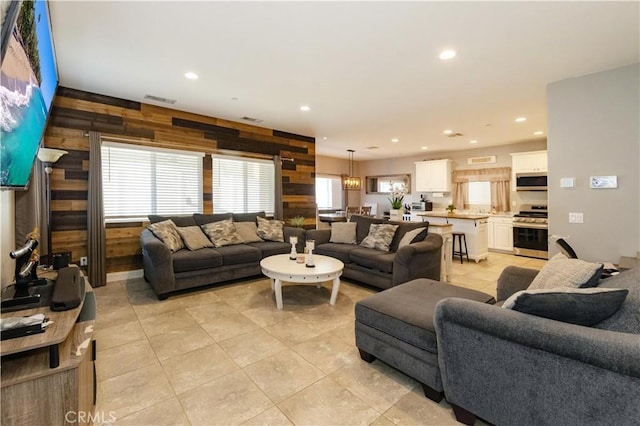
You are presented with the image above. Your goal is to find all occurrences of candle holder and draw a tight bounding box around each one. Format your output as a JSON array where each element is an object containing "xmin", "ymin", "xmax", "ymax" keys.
[
  {"xmin": 289, "ymin": 236, "xmax": 298, "ymax": 260},
  {"xmin": 305, "ymin": 240, "xmax": 315, "ymax": 268}
]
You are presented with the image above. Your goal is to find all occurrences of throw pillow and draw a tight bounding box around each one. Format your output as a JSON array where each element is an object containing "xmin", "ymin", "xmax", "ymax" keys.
[
  {"xmin": 176, "ymin": 226, "xmax": 214, "ymax": 250},
  {"xmin": 398, "ymin": 227, "xmax": 425, "ymax": 249},
  {"xmin": 234, "ymin": 222, "xmax": 264, "ymax": 243},
  {"xmin": 201, "ymin": 219, "xmax": 244, "ymax": 248},
  {"xmin": 256, "ymin": 216, "xmax": 285, "ymax": 242},
  {"xmin": 330, "ymin": 222, "xmax": 357, "ymax": 244},
  {"xmin": 147, "ymin": 220, "xmax": 184, "ymax": 252},
  {"xmin": 502, "ymin": 287, "xmax": 629, "ymax": 326},
  {"xmin": 528, "ymin": 253, "xmax": 603, "ymax": 290},
  {"xmin": 360, "ymin": 224, "xmax": 399, "ymax": 252}
]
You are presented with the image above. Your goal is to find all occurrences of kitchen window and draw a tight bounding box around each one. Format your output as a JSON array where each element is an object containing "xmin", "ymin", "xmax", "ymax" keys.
[
  {"xmin": 468, "ymin": 181, "xmax": 491, "ymax": 205},
  {"xmin": 315, "ymin": 175, "xmax": 343, "ymax": 210}
]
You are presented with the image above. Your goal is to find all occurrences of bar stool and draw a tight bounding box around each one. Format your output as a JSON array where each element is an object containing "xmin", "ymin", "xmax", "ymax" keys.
[{"xmin": 452, "ymin": 231, "xmax": 469, "ymax": 264}]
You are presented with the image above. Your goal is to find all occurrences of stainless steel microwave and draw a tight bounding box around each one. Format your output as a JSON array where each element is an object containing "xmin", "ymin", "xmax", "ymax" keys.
[{"xmin": 516, "ymin": 172, "xmax": 548, "ymax": 191}]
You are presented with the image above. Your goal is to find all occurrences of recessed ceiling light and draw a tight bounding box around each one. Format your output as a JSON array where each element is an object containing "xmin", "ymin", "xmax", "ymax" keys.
[
  {"xmin": 391, "ymin": 138, "xmax": 399, "ymax": 143},
  {"xmin": 300, "ymin": 105, "xmax": 311, "ymax": 112},
  {"xmin": 443, "ymin": 129, "xmax": 453, "ymax": 135},
  {"xmin": 421, "ymin": 146, "xmax": 428, "ymax": 150},
  {"xmin": 439, "ymin": 49, "xmax": 456, "ymax": 60},
  {"xmin": 469, "ymin": 140, "xmax": 478, "ymax": 144},
  {"xmin": 533, "ymin": 131, "xmax": 544, "ymax": 136},
  {"xmin": 323, "ymin": 136, "xmax": 328, "ymax": 140},
  {"xmin": 184, "ymin": 72, "xmax": 198, "ymax": 80},
  {"xmin": 515, "ymin": 117, "xmax": 527, "ymax": 123}
]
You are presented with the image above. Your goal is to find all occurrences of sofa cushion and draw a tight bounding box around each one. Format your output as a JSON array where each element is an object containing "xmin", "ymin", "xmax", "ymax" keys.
[
  {"xmin": 330, "ymin": 222, "xmax": 357, "ymax": 244},
  {"xmin": 176, "ymin": 226, "xmax": 214, "ymax": 250},
  {"xmin": 528, "ymin": 253, "xmax": 603, "ymax": 290},
  {"xmin": 233, "ymin": 211, "xmax": 266, "ymax": 223},
  {"xmin": 350, "ymin": 215, "xmax": 386, "ymax": 244},
  {"xmin": 593, "ymin": 267, "xmax": 640, "ymax": 333},
  {"xmin": 361, "ymin": 224, "xmax": 399, "ymax": 252},
  {"xmin": 193, "ymin": 213, "xmax": 233, "ymax": 226},
  {"xmin": 256, "ymin": 216, "xmax": 285, "ymax": 242},
  {"xmin": 147, "ymin": 220, "xmax": 184, "ymax": 252},
  {"xmin": 349, "ymin": 247, "xmax": 395, "ymax": 273},
  {"xmin": 172, "ymin": 248, "xmax": 223, "ymax": 273},
  {"xmin": 235, "ymin": 222, "xmax": 263, "ymax": 243},
  {"xmin": 315, "ymin": 243, "xmax": 358, "ymax": 264},
  {"xmin": 389, "ymin": 222, "xmax": 428, "ymax": 252},
  {"xmin": 398, "ymin": 227, "xmax": 427, "ymax": 250},
  {"xmin": 503, "ymin": 287, "xmax": 629, "ymax": 326},
  {"xmin": 148, "ymin": 215, "xmax": 197, "ymax": 227},
  {"xmin": 355, "ymin": 279, "xmax": 495, "ymax": 353},
  {"xmin": 248, "ymin": 241, "xmax": 291, "ymax": 258},
  {"xmin": 215, "ymin": 244, "xmax": 262, "ymax": 266},
  {"xmin": 201, "ymin": 219, "xmax": 244, "ymax": 248}
]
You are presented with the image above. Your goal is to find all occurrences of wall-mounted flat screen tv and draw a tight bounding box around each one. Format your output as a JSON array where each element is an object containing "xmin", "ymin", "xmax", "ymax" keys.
[{"xmin": 0, "ymin": 0, "xmax": 58, "ymax": 190}]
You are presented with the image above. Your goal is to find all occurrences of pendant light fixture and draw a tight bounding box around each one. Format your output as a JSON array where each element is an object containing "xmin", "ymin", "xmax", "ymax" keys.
[{"xmin": 343, "ymin": 149, "xmax": 361, "ymax": 190}]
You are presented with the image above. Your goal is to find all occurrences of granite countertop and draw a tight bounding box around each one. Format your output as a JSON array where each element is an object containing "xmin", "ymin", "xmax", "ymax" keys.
[{"xmin": 418, "ymin": 212, "xmax": 490, "ymax": 220}]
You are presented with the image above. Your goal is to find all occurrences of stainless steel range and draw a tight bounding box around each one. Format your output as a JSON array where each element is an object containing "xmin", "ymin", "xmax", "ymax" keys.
[{"xmin": 513, "ymin": 204, "xmax": 548, "ymax": 259}]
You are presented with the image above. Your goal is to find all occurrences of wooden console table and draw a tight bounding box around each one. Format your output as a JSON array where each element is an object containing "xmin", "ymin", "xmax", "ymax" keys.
[{"xmin": 1, "ymin": 268, "xmax": 96, "ymax": 426}]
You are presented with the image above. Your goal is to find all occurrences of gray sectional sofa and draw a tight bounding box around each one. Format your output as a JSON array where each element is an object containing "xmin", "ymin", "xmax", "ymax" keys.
[
  {"xmin": 307, "ymin": 215, "xmax": 443, "ymax": 290},
  {"xmin": 140, "ymin": 212, "xmax": 305, "ymax": 299},
  {"xmin": 434, "ymin": 265, "xmax": 640, "ymax": 425}
]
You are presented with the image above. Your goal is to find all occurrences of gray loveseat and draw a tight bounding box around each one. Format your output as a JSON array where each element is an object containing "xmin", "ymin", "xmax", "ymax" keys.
[
  {"xmin": 434, "ymin": 266, "xmax": 640, "ymax": 425},
  {"xmin": 306, "ymin": 215, "xmax": 443, "ymax": 290},
  {"xmin": 140, "ymin": 212, "xmax": 305, "ymax": 299}
]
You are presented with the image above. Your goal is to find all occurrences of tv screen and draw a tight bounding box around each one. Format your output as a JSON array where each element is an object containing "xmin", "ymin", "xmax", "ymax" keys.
[{"xmin": 0, "ymin": 0, "xmax": 58, "ymax": 190}]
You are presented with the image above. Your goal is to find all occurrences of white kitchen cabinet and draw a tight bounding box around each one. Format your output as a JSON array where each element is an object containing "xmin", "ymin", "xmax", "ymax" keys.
[
  {"xmin": 415, "ymin": 159, "xmax": 452, "ymax": 192},
  {"xmin": 511, "ymin": 151, "xmax": 547, "ymax": 173},
  {"xmin": 488, "ymin": 216, "xmax": 514, "ymax": 252}
]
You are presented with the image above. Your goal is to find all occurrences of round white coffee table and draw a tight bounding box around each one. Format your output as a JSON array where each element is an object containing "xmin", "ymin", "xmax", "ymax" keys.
[{"xmin": 260, "ymin": 254, "xmax": 344, "ymax": 310}]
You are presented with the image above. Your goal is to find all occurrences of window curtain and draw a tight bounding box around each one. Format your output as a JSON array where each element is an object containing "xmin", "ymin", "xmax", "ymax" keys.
[
  {"xmin": 274, "ymin": 155, "xmax": 283, "ymax": 220},
  {"xmin": 15, "ymin": 162, "xmax": 46, "ymax": 256},
  {"xmin": 88, "ymin": 131, "xmax": 106, "ymax": 287},
  {"xmin": 452, "ymin": 167, "xmax": 511, "ymax": 212}
]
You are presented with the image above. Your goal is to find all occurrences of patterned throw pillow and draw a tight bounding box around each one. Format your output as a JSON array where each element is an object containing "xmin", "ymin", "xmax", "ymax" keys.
[
  {"xmin": 147, "ymin": 220, "xmax": 184, "ymax": 252},
  {"xmin": 234, "ymin": 222, "xmax": 264, "ymax": 243},
  {"xmin": 256, "ymin": 216, "xmax": 285, "ymax": 242},
  {"xmin": 360, "ymin": 224, "xmax": 399, "ymax": 252},
  {"xmin": 528, "ymin": 253, "xmax": 603, "ymax": 290},
  {"xmin": 201, "ymin": 219, "xmax": 244, "ymax": 248},
  {"xmin": 398, "ymin": 227, "xmax": 425, "ymax": 249},
  {"xmin": 176, "ymin": 226, "xmax": 214, "ymax": 250},
  {"xmin": 330, "ymin": 222, "xmax": 357, "ymax": 244}
]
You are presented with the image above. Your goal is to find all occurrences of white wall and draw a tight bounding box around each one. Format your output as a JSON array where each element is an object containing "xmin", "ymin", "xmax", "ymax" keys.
[
  {"xmin": 0, "ymin": 191, "xmax": 15, "ymax": 287},
  {"xmin": 547, "ymin": 63, "xmax": 639, "ymax": 263}
]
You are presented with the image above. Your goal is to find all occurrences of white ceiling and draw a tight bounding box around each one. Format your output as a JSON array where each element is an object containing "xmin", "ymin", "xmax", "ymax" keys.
[{"xmin": 49, "ymin": 1, "xmax": 639, "ymax": 160}]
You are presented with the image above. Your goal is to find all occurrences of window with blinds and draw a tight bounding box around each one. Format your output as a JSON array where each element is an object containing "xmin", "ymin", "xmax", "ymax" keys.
[
  {"xmin": 212, "ymin": 155, "xmax": 275, "ymax": 215},
  {"xmin": 315, "ymin": 175, "xmax": 343, "ymax": 209},
  {"xmin": 101, "ymin": 142, "xmax": 203, "ymax": 220}
]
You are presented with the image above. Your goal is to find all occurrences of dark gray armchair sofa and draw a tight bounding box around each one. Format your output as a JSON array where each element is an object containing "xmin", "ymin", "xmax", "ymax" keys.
[
  {"xmin": 434, "ymin": 266, "xmax": 640, "ymax": 426},
  {"xmin": 306, "ymin": 215, "xmax": 443, "ymax": 290},
  {"xmin": 140, "ymin": 212, "xmax": 305, "ymax": 299}
]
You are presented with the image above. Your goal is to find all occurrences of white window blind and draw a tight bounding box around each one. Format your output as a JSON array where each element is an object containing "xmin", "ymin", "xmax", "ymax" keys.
[
  {"xmin": 212, "ymin": 155, "xmax": 275, "ymax": 215},
  {"xmin": 468, "ymin": 181, "xmax": 491, "ymax": 205},
  {"xmin": 315, "ymin": 175, "xmax": 343, "ymax": 209},
  {"xmin": 102, "ymin": 142, "xmax": 203, "ymax": 220}
]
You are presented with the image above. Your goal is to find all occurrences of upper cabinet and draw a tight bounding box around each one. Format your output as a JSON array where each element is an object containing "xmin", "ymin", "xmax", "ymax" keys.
[
  {"xmin": 511, "ymin": 150, "xmax": 548, "ymax": 173},
  {"xmin": 415, "ymin": 159, "xmax": 453, "ymax": 192}
]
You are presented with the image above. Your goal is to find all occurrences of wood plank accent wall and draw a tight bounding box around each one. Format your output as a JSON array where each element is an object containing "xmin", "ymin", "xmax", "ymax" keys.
[{"xmin": 44, "ymin": 87, "xmax": 316, "ymax": 273}]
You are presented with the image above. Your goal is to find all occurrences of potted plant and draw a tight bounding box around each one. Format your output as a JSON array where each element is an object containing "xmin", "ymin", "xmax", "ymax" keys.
[
  {"xmin": 388, "ymin": 183, "xmax": 408, "ymax": 219},
  {"xmin": 289, "ymin": 216, "xmax": 305, "ymax": 228},
  {"xmin": 446, "ymin": 204, "xmax": 456, "ymax": 214}
]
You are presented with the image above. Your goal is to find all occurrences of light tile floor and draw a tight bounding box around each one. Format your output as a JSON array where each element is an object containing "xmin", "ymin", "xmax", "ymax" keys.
[{"xmin": 94, "ymin": 252, "xmax": 545, "ymax": 426}]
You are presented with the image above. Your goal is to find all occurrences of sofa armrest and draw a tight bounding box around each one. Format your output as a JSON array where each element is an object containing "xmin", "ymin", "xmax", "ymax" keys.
[
  {"xmin": 306, "ymin": 229, "xmax": 331, "ymax": 245},
  {"xmin": 283, "ymin": 226, "xmax": 306, "ymax": 252},
  {"xmin": 496, "ymin": 266, "xmax": 539, "ymax": 301},
  {"xmin": 392, "ymin": 233, "xmax": 443, "ymax": 285},
  {"xmin": 434, "ymin": 298, "xmax": 640, "ymax": 425},
  {"xmin": 140, "ymin": 229, "xmax": 176, "ymax": 297}
]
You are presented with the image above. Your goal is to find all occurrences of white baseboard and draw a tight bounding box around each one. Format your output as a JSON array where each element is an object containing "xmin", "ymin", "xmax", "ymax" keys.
[{"xmin": 107, "ymin": 269, "xmax": 144, "ymax": 283}]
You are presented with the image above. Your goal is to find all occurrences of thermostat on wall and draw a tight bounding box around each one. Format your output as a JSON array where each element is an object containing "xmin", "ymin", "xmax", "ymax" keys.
[
  {"xmin": 589, "ymin": 176, "xmax": 617, "ymax": 189},
  {"xmin": 560, "ymin": 177, "xmax": 575, "ymax": 188}
]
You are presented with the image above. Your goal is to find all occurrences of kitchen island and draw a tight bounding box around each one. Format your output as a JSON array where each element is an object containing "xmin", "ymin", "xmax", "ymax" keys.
[{"xmin": 418, "ymin": 212, "xmax": 489, "ymax": 263}]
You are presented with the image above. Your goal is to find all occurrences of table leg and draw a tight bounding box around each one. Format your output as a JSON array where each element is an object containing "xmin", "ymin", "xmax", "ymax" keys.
[
  {"xmin": 329, "ymin": 277, "xmax": 341, "ymax": 305},
  {"xmin": 275, "ymin": 279, "xmax": 283, "ymax": 310},
  {"xmin": 270, "ymin": 278, "xmax": 275, "ymax": 291}
]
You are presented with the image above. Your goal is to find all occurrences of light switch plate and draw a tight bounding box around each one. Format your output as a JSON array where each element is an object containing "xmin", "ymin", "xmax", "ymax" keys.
[
  {"xmin": 560, "ymin": 177, "xmax": 575, "ymax": 188},
  {"xmin": 569, "ymin": 212, "xmax": 584, "ymax": 223}
]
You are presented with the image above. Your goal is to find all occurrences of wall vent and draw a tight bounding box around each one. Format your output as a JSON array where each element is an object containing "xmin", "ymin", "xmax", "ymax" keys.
[
  {"xmin": 241, "ymin": 116, "xmax": 264, "ymax": 123},
  {"xmin": 447, "ymin": 132, "xmax": 464, "ymax": 138},
  {"xmin": 366, "ymin": 146, "xmax": 379, "ymax": 150},
  {"xmin": 467, "ymin": 155, "xmax": 496, "ymax": 165},
  {"xmin": 143, "ymin": 94, "xmax": 176, "ymax": 104}
]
